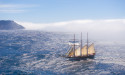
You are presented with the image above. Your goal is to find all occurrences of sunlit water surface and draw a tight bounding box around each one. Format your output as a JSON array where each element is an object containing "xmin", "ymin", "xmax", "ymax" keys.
[{"xmin": 0, "ymin": 30, "xmax": 125, "ymax": 75}]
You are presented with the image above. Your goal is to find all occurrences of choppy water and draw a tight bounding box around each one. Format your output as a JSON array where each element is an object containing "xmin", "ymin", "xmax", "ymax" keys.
[{"xmin": 0, "ymin": 30, "xmax": 125, "ymax": 75}]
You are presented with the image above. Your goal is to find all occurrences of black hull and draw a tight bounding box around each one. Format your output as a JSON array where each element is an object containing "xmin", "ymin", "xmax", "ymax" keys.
[
  {"xmin": 87, "ymin": 55, "xmax": 95, "ymax": 59},
  {"xmin": 66, "ymin": 55, "xmax": 95, "ymax": 61}
]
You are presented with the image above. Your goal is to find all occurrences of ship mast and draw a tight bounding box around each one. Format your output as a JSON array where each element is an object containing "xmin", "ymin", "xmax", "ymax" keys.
[
  {"xmin": 80, "ymin": 32, "xmax": 82, "ymax": 56},
  {"xmin": 87, "ymin": 32, "xmax": 88, "ymax": 56},
  {"xmin": 73, "ymin": 34, "xmax": 75, "ymax": 57}
]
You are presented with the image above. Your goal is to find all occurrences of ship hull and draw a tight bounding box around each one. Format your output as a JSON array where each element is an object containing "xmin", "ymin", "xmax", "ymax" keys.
[
  {"xmin": 87, "ymin": 55, "xmax": 95, "ymax": 59},
  {"xmin": 66, "ymin": 55, "xmax": 95, "ymax": 60}
]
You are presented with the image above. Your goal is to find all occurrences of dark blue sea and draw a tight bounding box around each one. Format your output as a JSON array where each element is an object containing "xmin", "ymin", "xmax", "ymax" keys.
[{"xmin": 0, "ymin": 30, "xmax": 125, "ymax": 75}]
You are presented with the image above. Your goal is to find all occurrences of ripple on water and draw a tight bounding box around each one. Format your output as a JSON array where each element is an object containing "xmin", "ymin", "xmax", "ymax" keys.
[{"xmin": 0, "ymin": 30, "xmax": 125, "ymax": 75}]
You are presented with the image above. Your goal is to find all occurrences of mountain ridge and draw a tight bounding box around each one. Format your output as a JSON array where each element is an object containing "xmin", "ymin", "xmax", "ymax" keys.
[{"xmin": 0, "ymin": 20, "xmax": 25, "ymax": 30}]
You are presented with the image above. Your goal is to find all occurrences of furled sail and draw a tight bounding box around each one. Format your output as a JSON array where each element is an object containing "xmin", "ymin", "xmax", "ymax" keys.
[{"xmin": 88, "ymin": 43, "xmax": 95, "ymax": 55}]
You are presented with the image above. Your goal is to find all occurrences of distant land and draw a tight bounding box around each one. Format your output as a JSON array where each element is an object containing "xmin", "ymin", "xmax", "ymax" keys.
[{"xmin": 0, "ymin": 20, "xmax": 25, "ymax": 30}]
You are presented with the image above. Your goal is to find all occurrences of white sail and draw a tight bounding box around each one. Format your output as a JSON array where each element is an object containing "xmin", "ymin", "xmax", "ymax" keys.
[
  {"xmin": 75, "ymin": 47, "xmax": 81, "ymax": 57},
  {"xmin": 67, "ymin": 47, "xmax": 81, "ymax": 57},
  {"xmin": 88, "ymin": 43, "xmax": 95, "ymax": 55},
  {"xmin": 67, "ymin": 45, "xmax": 88, "ymax": 57},
  {"xmin": 82, "ymin": 45, "xmax": 87, "ymax": 56},
  {"xmin": 66, "ymin": 33, "xmax": 95, "ymax": 57},
  {"xmin": 67, "ymin": 47, "xmax": 74, "ymax": 57}
]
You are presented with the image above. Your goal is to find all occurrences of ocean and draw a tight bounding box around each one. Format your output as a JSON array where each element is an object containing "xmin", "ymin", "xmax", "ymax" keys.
[{"xmin": 0, "ymin": 30, "xmax": 125, "ymax": 75}]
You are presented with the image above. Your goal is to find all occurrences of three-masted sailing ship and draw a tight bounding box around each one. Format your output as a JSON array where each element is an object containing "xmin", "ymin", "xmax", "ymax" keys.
[{"xmin": 66, "ymin": 33, "xmax": 95, "ymax": 59}]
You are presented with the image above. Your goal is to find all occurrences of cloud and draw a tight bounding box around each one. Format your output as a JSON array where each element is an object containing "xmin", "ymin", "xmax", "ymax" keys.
[
  {"xmin": 0, "ymin": 9, "xmax": 25, "ymax": 13},
  {"xmin": 0, "ymin": 4, "xmax": 37, "ymax": 13},
  {"xmin": 16, "ymin": 20, "xmax": 93, "ymax": 30},
  {"xmin": 0, "ymin": 4, "xmax": 37, "ymax": 8},
  {"xmin": 16, "ymin": 21, "xmax": 47, "ymax": 30},
  {"xmin": 16, "ymin": 19, "xmax": 125, "ymax": 41},
  {"xmin": 16, "ymin": 19, "xmax": 125, "ymax": 32}
]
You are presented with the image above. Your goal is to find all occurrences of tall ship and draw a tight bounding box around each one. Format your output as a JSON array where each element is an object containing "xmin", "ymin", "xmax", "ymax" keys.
[{"xmin": 65, "ymin": 33, "xmax": 95, "ymax": 59}]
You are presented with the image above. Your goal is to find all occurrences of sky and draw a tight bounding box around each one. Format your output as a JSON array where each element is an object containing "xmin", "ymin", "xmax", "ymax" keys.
[
  {"xmin": 0, "ymin": 0, "xmax": 125, "ymax": 23},
  {"xmin": 0, "ymin": 0, "xmax": 125, "ymax": 35}
]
